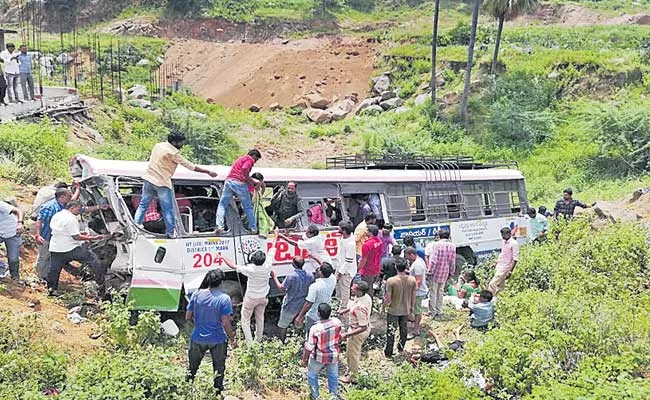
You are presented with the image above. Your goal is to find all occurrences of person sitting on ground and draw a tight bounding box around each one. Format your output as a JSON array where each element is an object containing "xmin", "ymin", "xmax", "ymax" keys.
[
  {"xmin": 136, "ymin": 132, "xmax": 218, "ymax": 238},
  {"xmin": 215, "ymin": 149, "xmax": 261, "ymax": 233},
  {"xmin": 46, "ymin": 201, "xmax": 107, "ymax": 297},
  {"xmin": 271, "ymin": 253, "xmax": 314, "ymax": 343},
  {"xmin": 268, "ymin": 181, "xmax": 302, "ymax": 229},
  {"xmin": 186, "ymin": 269, "xmax": 236, "ymax": 394},
  {"xmin": 444, "ymin": 270, "xmax": 480, "ymax": 310},
  {"xmin": 278, "ymin": 225, "xmax": 332, "ymax": 275},
  {"xmin": 339, "ymin": 281, "xmax": 372, "ymax": 384},
  {"xmin": 221, "ymin": 233, "xmax": 278, "ymax": 343},
  {"xmin": 461, "ymin": 290, "xmax": 494, "ymax": 329},
  {"xmin": 301, "ymin": 302, "xmax": 343, "ymax": 400}
]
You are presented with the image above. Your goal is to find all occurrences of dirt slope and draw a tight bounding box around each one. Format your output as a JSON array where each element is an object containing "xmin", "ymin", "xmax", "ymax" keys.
[
  {"xmin": 515, "ymin": 4, "xmax": 650, "ymax": 26},
  {"xmin": 164, "ymin": 37, "xmax": 376, "ymax": 109}
]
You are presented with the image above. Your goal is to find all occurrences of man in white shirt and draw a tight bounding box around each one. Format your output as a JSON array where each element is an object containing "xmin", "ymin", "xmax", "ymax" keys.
[
  {"xmin": 46, "ymin": 201, "xmax": 106, "ymax": 296},
  {"xmin": 0, "ymin": 199, "xmax": 24, "ymax": 281},
  {"xmin": 223, "ymin": 234, "xmax": 278, "ymax": 343},
  {"xmin": 404, "ymin": 247, "xmax": 428, "ymax": 334},
  {"xmin": 279, "ymin": 225, "xmax": 332, "ymax": 275},
  {"xmin": 1, "ymin": 43, "xmax": 20, "ymax": 103},
  {"xmin": 336, "ymin": 221, "xmax": 357, "ymax": 320}
]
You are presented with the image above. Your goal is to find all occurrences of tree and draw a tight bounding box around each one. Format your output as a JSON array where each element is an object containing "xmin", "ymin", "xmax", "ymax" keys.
[
  {"xmin": 459, "ymin": 0, "xmax": 481, "ymax": 125},
  {"xmin": 483, "ymin": 0, "xmax": 538, "ymax": 75},
  {"xmin": 430, "ymin": 0, "xmax": 441, "ymax": 103}
]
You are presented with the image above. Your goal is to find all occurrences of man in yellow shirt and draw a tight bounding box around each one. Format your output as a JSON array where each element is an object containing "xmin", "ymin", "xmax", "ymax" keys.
[
  {"xmin": 135, "ymin": 132, "xmax": 217, "ymax": 238},
  {"xmin": 354, "ymin": 213, "xmax": 376, "ymax": 259}
]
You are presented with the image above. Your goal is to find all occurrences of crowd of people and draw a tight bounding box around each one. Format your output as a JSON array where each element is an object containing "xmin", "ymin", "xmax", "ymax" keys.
[
  {"xmin": 0, "ymin": 42, "xmax": 36, "ymax": 104},
  {"xmin": 0, "ymin": 131, "xmax": 597, "ymax": 398}
]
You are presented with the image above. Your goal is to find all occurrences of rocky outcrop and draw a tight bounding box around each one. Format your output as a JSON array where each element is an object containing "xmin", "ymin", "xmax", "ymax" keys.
[{"xmin": 305, "ymin": 108, "xmax": 333, "ymax": 123}]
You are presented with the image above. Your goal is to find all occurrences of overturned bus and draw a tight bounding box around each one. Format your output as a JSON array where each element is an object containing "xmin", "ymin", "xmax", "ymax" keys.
[{"xmin": 70, "ymin": 154, "xmax": 530, "ymax": 311}]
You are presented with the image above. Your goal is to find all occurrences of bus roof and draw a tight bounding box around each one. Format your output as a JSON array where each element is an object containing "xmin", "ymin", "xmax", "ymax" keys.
[{"xmin": 72, "ymin": 155, "xmax": 525, "ymax": 183}]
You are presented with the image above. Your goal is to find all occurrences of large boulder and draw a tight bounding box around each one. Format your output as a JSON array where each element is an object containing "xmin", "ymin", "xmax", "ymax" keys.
[
  {"xmin": 372, "ymin": 72, "xmax": 391, "ymax": 95},
  {"xmin": 359, "ymin": 104, "xmax": 384, "ymax": 116},
  {"xmin": 305, "ymin": 108, "xmax": 332, "ymax": 123},
  {"xmin": 329, "ymin": 98, "xmax": 357, "ymax": 121},
  {"xmin": 380, "ymin": 97, "xmax": 404, "ymax": 110},
  {"xmin": 380, "ymin": 90, "xmax": 397, "ymax": 101},
  {"xmin": 127, "ymin": 84, "xmax": 148, "ymax": 99},
  {"xmin": 304, "ymin": 93, "xmax": 330, "ymax": 110},
  {"xmin": 354, "ymin": 96, "xmax": 381, "ymax": 115}
]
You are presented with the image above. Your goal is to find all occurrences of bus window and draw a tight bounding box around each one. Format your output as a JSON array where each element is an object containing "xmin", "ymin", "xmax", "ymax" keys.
[
  {"xmin": 343, "ymin": 194, "xmax": 384, "ymax": 227},
  {"xmin": 447, "ymin": 194, "xmax": 462, "ymax": 220},
  {"xmin": 462, "ymin": 183, "xmax": 492, "ymax": 218},
  {"xmin": 173, "ymin": 185, "xmax": 220, "ymax": 234},
  {"xmin": 299, "ymin": 198, "xmax": 343, "ymax": 229},
  {"xmin": 120, "ymin": 183, "xmax": 166, "ymax": 235},
  {"xmin": 509, "ymin": 192, "xmax": 521, "ymax": 214},
  {"xmin": 408, "ymin": 196, "xmax": 426, "ymax": 222}
]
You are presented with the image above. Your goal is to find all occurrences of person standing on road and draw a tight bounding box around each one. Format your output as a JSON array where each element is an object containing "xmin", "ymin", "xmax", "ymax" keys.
[
  {"xmin": 46, "ymin": 201, "xmax": 106, "ymax": 296},
  {"xmin": 358, "ymin": 224, "xmax": 382, "ymax": 297},
  {"xmin": 339, "ymin": 281, "xmax": 372, "ymax": 384},
  {"xmin": 488, "ymin": 227, "xmax": 520, "ymax": 295},
  {"xmin": 0, "ymin": 199, "xmax": 24, "ymax": 281},
  {"xmin": 215, "ymin": 149, "xmax": 261, "ymax": 233},
  {"xmin": 271, "ymin": 254, "xmax": 314, "ymax": 343},
  {"xmin": 553, "ymin": 188, "xmax": 591, "ymax": 220},
  {"xmin": 0, "ymin": 43, "xmax": 20, "ymax": 103},
  {"xmin": 222, "ymin": 234, "xmax": 278, "ymax": 343},
  {"xmin": 427, "ymin": 230, "xmax": 456, "ymax": 319},
  {"xmin": 295, "ymin": 262, "xmax": 336, "ymax": 336},
  {"xmin": 383, "ymin": 258, "xmax": 416, "ymax": 358},
  {"xmin": 136, "ymin": 133, "xmax": 217, "ymax": 238},
  {"xmin": 335, "ymin": 221, "xmax": 357, "ymax": 317},
  {"xmin": 17, "ymin": 45, "xmax": 34, "ymax": 101},
  {"xmin": 186, "ymin": 269, "xmax": 236, "ymax": 395},
  {"xmin": 405, "ymin": 247, "xmax": 428, "ymax": 335},
  {"xmin": 302, "ymin": 302, "xmax": 342, "ymax": 400}
]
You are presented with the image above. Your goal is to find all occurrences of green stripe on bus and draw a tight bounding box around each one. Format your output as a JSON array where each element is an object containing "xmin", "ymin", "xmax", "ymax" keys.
[{"xmin": 127, "ymin": 287, "xmax": 182, "ymax": 311}]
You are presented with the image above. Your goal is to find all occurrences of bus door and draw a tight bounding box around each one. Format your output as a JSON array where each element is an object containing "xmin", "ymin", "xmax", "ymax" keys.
[{"xmin": 339, "ymin": 183, "xmax": 388, "ymax": 227}]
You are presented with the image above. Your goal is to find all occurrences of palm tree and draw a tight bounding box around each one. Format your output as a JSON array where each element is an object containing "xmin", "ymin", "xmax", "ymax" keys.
[
  {"xmin": 460, "ymin": 0, "xmax": 481, "ymax": 125},
  {"xmin": 430, "ymin": 0, "xmax": 441, "ymax": 103},
  {"xmin": 484, "ymin": 0, "xmax": 538, "ymax": 75}
]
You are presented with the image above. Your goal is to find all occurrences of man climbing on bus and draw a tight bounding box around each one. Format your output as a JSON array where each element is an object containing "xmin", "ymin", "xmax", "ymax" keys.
[
  {"xmin": 215, "ymin": 149, "xmax": 262, "ymax": 233},
  {"xmin": 268, "ymin": 181, "xmax": 302, "ymax": 229},
  {"xmin": 136, "ymin": 132, "xmax": 218, "ymax": 238}
]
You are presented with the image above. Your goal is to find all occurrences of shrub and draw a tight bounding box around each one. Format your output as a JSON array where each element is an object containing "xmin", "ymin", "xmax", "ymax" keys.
[{"xmin": 100, "ymin": 292, "xmax": 166, "ymax": 350}]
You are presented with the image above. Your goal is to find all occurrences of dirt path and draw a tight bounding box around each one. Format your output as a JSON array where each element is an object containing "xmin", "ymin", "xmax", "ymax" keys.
[
  {"xmin": 164, "ymin": 37, "xmax": 376, "ymax": 109},
  {"xmin": 515, "ymin": 4, "xmax": 650, "ymax": 27}
]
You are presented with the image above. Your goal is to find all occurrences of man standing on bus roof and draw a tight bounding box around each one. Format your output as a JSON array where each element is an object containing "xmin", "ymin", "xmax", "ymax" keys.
[
  {"xmin": 354, "ymin": 213, "xmax": 376, "ymax": 259},
  {"xmin": 427, "ymin": 230, "xmax": 456, "ymax": 319},
  {"xmin": 358, "ymin": 224, "xmax": 383, "ymax": 297},
  {"xmin": 488, "ymin": 227, "xmax": 519, "ymax": 296},
  {"xmin": 553, "ymin": 188, "xmax": 591, "ymax": 220},
  {"xmin": 215, "ymin": 149, "xmax": 261, "ymax": 234},
  {"xmin": 136, "ymin": 132, "xmax": 217, "ymax": 238}
]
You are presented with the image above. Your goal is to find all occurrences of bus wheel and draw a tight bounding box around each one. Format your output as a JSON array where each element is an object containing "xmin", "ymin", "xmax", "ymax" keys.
[{"xmin": 218, "ymin": 280, "xmax": 244, "ymax": 307}]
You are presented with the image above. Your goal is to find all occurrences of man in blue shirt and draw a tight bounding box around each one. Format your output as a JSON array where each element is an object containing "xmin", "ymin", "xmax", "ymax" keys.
[
  {"xmin": 17, "ymin": 45, "xmax": 34, "ymax": 101},
  {"xmin": 467, "ymin": 290, "xmax": 494, "ymax": 329},
  {"xmin": 186, "ymin": 269, "xmax": 236, "ymax": 393},
  {"xmin": 295, "ymin": 262, "xmax": 336, "ymax": 336},
  {"xmin": 271, "ymin": 255, "xmax": 314, "ymax": 342},
  {"xmin": 34, "ymin": 188, "xmax": 71, "ymax": 279}
]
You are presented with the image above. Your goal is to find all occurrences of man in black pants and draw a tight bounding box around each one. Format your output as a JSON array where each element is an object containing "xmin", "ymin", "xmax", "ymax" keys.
[
  {"xmin": 46, "ymin": 201, "xmax": 105, "ymax": 296},
  {"xmin": 186, "ymin": 270, "xmax": 237, "ymax": 394},
  {"xmin": 383, "ymin": 258, "xmax": 416, "ymax": 358}
]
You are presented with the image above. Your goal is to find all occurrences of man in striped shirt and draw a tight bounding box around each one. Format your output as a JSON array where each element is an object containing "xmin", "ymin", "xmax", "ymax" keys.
[
  {"xmin": 302, "ymin": 303, "xmax": 342, "ymax": 400},
  {"xmin": 427, "ymin": 230, "xmax": 456, "ymax": 319}
]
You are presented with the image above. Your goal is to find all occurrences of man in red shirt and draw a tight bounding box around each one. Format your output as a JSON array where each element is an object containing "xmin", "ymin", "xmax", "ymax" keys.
[
  {"xmin": 215, "ymin": 150, "xmax": 261, "ymax": 233},
  {"xmin": 358, "ymin": 224, "xmax": 382, "ymax": 297}
]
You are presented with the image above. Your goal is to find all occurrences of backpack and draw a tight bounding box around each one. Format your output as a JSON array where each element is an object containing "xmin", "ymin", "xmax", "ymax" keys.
[{"xmin": 307, "ymin": 203, "xmax": 326, "ymax": 225}]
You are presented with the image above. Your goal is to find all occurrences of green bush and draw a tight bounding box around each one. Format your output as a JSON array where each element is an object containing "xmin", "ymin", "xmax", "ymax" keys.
[
  {"xmin": 100, "ymin": 292, "xmax": 166, "ymax": 350},
  {"xmin": 60, "ymin": 349, "xmax": 190, "ymax": 400},
  {"xmin": 0, "ymin": 120, "xmax": 75, "ymax": 184}
]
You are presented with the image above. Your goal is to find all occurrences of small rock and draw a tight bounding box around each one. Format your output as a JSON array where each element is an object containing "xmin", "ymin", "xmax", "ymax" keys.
[
  {"xmin": 414, "ymin": 92, "xmax": 430, "ymax": 106},
  {"xmin": 51, "ymin": 322, "xmax": 65, "ymax": 334},
  {"xmin": 269, "ymin": 102, "xmax": 283, "ymax": 111},
  {"xmin": 274, "ymin": 74, "xmax": 281, "ymax": 80},
  {"xmin": 126, "ymin": 84, "xmax": 148, "ymax": 99},
  {"xmin": 305, "ymin": 108, "xmax": 333, "ymax": 123},
  {"xmin": 359, "ymin": 104, "xmax": 384, "ymax": 116},
  {"xmin": 380, "ymin": 97, "xmax": 404, "ymax": 110},
  {"xmin": 298, "ymin": 75, "xmax": 306, "ymax": 80},
  {"xmin": 372, "ymin": 73, "xmax": 391, "ymax": 94},
  {"xmin": 249, "ymin": 104, "xmax": 261, "ymax": 112},
  {"xmin": 304, "ymin": 93, "xmax": 330, "ymax": 109},
  {"xmin": 267, "ymin": 149, "xmax": 279, "ymax": 156},
  {"xmin": 296, "ymin": 149, "xmax": 305, "ymax": 154},
  {"xmin": 346, "ymin": 50, "xmax": 360, "ymax": 56},
  {"xmin": 380, "ymin": 90, "xmax": 397, "ymax": 101},
  {"xmin": 136, "ymin": 58, "xmax": 150, "ymax": 67},
  {"xmin": 345, "ymin": 78, "xmax": 352, "ymax": 84},
  {"xmin": 354, "ymin": 96, "xmax": 381, "ymax": 115},
  {"xmin": 281, "ymin": 39, "xmax": 290, "ymax": 45}
]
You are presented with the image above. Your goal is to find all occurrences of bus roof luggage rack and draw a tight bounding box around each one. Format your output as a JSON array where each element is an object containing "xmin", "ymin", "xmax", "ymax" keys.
[{"xmin": 326, "ymin": 154, "xmax": 518, "ymax": 170}]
